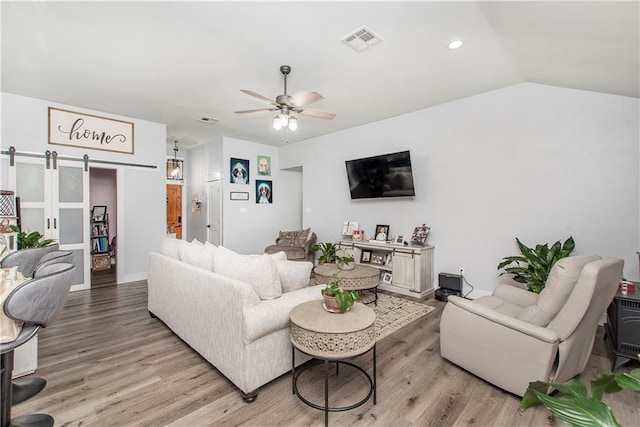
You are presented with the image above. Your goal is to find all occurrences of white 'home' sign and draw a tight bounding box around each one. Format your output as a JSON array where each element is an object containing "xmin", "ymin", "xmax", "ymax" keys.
[{"xmin": 48, "ymin": 107, "xmax": 134, "ymax": 154}]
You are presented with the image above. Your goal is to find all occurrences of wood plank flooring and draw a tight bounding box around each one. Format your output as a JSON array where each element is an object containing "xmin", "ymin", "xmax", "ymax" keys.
[{"xmin": 11, "ymin": 282, "xmax": 640, "ymax": 426}]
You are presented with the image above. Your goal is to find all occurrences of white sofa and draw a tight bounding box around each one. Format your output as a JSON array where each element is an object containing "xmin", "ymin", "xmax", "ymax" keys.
[{"xmin": 147, "ymin": 238, "xmax": 325, "ymax": 401}]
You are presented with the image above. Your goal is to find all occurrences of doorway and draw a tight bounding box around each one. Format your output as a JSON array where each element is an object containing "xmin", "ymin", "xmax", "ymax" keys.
[
  {"xmin": 166, "ymin": 184, "xmax": 182, "ymax": 239},
  {"xmin": 89, "ymin": 167, "xmax": 117, "ymax": 287}
]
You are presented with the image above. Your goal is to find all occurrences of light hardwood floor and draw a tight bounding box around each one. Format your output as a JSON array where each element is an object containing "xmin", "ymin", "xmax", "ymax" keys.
[{"xmin": 11, "ymin": 282, "xmax": 640, "ymax": 426}]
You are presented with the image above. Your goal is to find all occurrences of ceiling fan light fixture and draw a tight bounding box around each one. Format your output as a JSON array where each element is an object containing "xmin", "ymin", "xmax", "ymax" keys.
[
  {"xmin": 288, "ymin": 115, "xmax": 298, "ymax": 131},
  {"xmin": 273, "ymin": 115, "xmax": 283, "ymax": 130}
]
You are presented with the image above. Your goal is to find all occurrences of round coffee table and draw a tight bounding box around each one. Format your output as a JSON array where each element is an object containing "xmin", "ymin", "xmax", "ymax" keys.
[
  {"xmin": 290, "ymin": 300, "xmax": 376, "ymax": 427},
  {"xmin": 313, "ymin": 264, "xmax": 379, "ymax": 305}
]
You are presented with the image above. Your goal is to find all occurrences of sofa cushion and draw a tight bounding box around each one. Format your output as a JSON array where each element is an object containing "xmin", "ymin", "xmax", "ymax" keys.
[
  {"xmin": 275, "ymin": 260, "xmax": 313, "ymax": 293},
  {"xmin": 178, "ymin": 240, "xmax": 216, "ymax": 271},
  {"xmin": 160, "ymin": 237, "xmax": 184, "ymax": 260},
  {"xmin": 516, "ymin": 255, "xmax": 600, "ymax": 326},
  {"xmin": 277, "ymin": 228, "xmax": 311, "ymax": 247},
  {"xmin": 214, "ymin": 246, "xmax": 282, "ymax": 300}
]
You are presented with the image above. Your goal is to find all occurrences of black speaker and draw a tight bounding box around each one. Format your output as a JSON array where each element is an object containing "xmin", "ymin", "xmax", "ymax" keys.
[{"xmin": 436, "ymin": 273, "xmax": 462, "ymax": 301}]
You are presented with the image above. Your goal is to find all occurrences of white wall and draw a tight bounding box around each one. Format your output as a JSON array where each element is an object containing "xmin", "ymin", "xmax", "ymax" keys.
[
  {"xmin": 1, "ymin": 92, "xmax": 166, "ymax": 284},
  {"xmin": 280, "ymin": 83, "xmax": 640, "ymax": 296},
  {"xmin": 222, "ymin": 137, "xmax": 302, "ymax": 254}
]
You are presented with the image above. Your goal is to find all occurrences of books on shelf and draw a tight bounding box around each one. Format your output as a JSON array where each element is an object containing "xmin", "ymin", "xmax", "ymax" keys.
[{"xmin": 92, "ymin": 236, "xmax": 109, "ymax": 253}]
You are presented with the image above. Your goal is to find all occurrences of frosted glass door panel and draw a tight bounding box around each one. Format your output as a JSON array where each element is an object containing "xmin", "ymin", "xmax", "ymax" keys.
[
  {"xmin": 58, "ymin": 166, "xmax": 83, "ymax": 203},
  {"xmin": 16, "ymin": 163, "xmax": 44, "ymax": 202},
  {"xmin": 20, "ymin": 208, "xmax": 45, "ymax": 235},
  {"xmin": 70, "ymin": 249, "xmax": 84, "ymax": 285},
  {"xmin": 59, "ymin": 208, "xmax": 84, "ymax": 244}
]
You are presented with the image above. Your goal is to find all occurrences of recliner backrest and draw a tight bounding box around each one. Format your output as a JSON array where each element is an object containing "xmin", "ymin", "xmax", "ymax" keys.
[
  {"xmin": 516, "ymin": 254, "xmax": 600, "ymax": 326},
  {"xmin": 0, "ymin": 244, "xmax": 60, "ymax": 278},
  {"xmin": 3, "ymin": 262, "xmax": 75, "ymax": 327},
  {"xmin": 547, "ymin": 257, "xmax": 622, "ymax": 340}
]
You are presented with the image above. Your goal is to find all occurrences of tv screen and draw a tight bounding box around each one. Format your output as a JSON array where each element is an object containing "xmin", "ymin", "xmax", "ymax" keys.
[{"xmin": 345, "ymin": 150, "xmax": 416, "ymax": 200}]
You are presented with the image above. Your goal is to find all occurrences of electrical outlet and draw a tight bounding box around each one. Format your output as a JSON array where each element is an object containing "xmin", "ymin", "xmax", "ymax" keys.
[{"xmin": 459, "ymin": 267, "xmax": 465, "ymax": 277}]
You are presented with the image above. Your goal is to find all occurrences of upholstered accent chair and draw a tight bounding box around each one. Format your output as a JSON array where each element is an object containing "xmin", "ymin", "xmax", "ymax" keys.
[
  {"xmin": 0, "ymin": 244, "xmax": 60, "ymax": 278},
  {"xmin": 440, "ymin": 255, "xmax": 623, "ymax": 396},
  {"xmin": 1, "ymin": 262, "xmax": 75, "ymax": 426},
  {"xmin": 264, "ymin": 228, "xmax": 317, "ymax": 262}
]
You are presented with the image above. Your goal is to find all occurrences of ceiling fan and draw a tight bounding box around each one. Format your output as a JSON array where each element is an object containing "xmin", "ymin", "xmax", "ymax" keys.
[{"xmin": 235, "ymin": 65, "xmax": 336, "ymax": 131}]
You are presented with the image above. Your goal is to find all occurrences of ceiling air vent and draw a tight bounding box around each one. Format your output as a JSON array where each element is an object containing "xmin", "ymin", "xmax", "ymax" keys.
[
  {"xmin": 341, "ymin": 26, "xmax": 382, "ymax": 52},
  {"xmin": 199, "ymin": 116, "xmax": 219, "ymax": 124}
]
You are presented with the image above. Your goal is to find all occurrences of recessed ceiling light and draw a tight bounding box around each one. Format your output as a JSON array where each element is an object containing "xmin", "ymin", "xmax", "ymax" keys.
[{"xmin": 447, "ymin": 39, "xmax": 464, "ymax": 50}]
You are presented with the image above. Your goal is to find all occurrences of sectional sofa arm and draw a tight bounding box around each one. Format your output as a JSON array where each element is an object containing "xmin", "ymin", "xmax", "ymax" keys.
[{"xmin": 447, "ymin": 296, "xmax": 559, "ymax": 344}]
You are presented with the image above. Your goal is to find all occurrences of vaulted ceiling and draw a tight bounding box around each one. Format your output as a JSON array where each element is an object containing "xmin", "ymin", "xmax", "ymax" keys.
[{"xmin": 2, "ymin": 1, "xmax": 638, "ymax": 148}]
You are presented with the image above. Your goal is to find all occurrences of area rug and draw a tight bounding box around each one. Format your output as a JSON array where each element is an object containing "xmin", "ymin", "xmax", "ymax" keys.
[{"xmin": 373, "ymin": 293, "xmax": 436, "ymax": 341}]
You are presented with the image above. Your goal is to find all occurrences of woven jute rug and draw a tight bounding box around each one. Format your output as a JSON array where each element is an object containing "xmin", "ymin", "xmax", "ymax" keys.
[{"xmin": 373, "ymin": 293, "xmax": 436, "ymax": 341}]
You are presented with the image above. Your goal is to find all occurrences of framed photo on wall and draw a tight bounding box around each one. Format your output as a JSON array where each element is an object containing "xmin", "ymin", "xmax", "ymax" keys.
[{"xmin": 230, "ymin": 158, "xmax": 249, "ymax": 184}]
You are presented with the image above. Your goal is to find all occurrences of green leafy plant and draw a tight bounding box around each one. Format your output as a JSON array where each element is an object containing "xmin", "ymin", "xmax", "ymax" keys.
[
  {"xmin": 311, "ymin": 242, "xmax": 337, "ymax": 264},
  {"xmin": 9, "ymin": 225, "xmax": 55, "ymax": 249},
  {"xmin": 321, "ymin": 279, "xmax": 359, "ymax": 312},
  {"xmin": 497, "ymin": 236, "xmax": 575, "ymax": 293},
  {"xmin": 336, "ymin": 254, "xmax": 355, "ymax": 266},
  {"xmin": 520, "ymin": 368, "xmax": 640, "ymax": 427}
]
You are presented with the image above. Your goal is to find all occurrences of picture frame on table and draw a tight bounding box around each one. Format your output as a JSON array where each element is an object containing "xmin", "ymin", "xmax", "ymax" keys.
[
  {"xmin": 352, "ymin": 230, "xmax": 364, "ymax": 241},
  {"xmin": 411, "ymin": 224, "xmax": 430, "ymax": 245},
  {"xmin": 394, "ymin": 234, "xmax": 405, "ymax": 245},
  {"xmin": 375, "ymin": 224, "xmax": 389, "ymax": 241},
  {"xmin": 371, "ymin": 252, "xmax": 385, "ymax": 266},
  {"xmin": 360, "ymin": 249, "xmax": 372, "ymax": 263},
  {"xmin": 382, "ymin": 271, "xmax": 393, "ymax": 284}
]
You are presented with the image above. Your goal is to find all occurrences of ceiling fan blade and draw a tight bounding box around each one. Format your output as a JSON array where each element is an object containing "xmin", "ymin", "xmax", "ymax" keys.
[
  {"xmin": 296, "ymin": 108, "xmax": 336, "ymax": 120},
  {"xmin": 240, "ymin": 89, "xmax": 278, "ymax": 106},
  {"xmin": 292, "ymin": 91, "xmax": 324, "ymax": 107},
  {"xmin": 234, "ymin": 108, "xmax": 279, "ymax": 114}
]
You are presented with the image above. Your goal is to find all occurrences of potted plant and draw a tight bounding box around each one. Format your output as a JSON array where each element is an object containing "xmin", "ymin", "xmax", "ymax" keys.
[
  {"xmin": 321, "ymin": 279, "xmax": 359, "ymax": 313},
  {"xmin": 9, "ymin": 225, "xmax": 55, "ymax": 249},
  {"xmin": 335, "ymin": 248, "xmax": 356, "ymax": 271},
  {"xmin": 520, "ymin": 367, "xmax": 640, "ymax": 426},
  {"xmin": 311, "ymin": 242, "xmax": 337, "ymax": 265},
  {"xmin": 497, "ymin": 236, "xmax": 575, "ymax": 293}
]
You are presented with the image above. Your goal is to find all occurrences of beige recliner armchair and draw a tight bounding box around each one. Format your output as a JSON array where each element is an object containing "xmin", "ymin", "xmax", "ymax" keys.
[{"xmin": 440, "ymin": 255, "xmax": 623, "ymax": 396}]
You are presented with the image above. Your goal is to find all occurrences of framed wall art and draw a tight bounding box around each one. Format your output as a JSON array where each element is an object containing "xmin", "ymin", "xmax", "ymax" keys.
[
  {"xmin": 48, "ymin": 107, "xmax": 134, "ymax": 154},
  {"xmin": 230, "ymin": 192, "xmax": 249, "ymax": 201},
  {"xmin": 230, "ymin": 158, "xmax": 249, "ymax": 184},
  {"xmin": 257, "ymin": 155, "xmax": 271, "ymax": 176},
  {"xmin": 256, "ymin": 180, "xmax": 272, "ymax": 204}
]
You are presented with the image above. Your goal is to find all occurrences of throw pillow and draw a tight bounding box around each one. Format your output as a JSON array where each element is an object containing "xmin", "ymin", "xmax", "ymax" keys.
[
  {"xmin": 179, "ymin": 241, "xmax": 211, "ymax": 271},
  {"xmin": 275, "ymin": 260, "xmax": 313, "ymax": 293},
  {"xmin": 278, "ymin": 228, "xmax": 310, "ymax": 247},
  {"xmin": 214, "ymin": 246, "xmax": 282, "ymax": 300},
  {"xmin": 516, "ymin": 255, "xmax": 600, "ymax": 326},
  {"xmin": 192, "ymin": 239, "xmax": 205, "ymax": 247},
  {"xmin": 160, "ymin": 237, "xmax": 183, "ymax": 260},
  {"xmin": 203, "ymin": 241, "xmax": 217, "ymax": 271}
]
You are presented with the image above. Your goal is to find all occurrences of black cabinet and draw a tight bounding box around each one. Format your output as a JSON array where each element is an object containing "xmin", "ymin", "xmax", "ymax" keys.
[{"xmin": 605, "ymin": 284, "xmax": 640, "ymax": 371}]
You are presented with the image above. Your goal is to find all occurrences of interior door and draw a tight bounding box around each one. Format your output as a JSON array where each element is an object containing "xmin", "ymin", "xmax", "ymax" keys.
[
  {"xmin": 207, "ymin": 180, "xmax": 221, "ymax": 245},
  {"xmin": 166, "ymin": 184, "xmax": 182, "ymax": 239},
  {"xmin": 8, "ymin": 155, "xmax": 90, "ymax": 290}
]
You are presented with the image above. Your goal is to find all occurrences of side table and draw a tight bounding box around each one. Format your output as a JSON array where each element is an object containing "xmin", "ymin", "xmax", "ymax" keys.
[
  {"xmin": 605, "ymin": 284, "xmax": 640, "ymax": 371},
  {"xmin": 313, "ymin": 264, "xmax": 379, "ymax": 305},
  {"xmin": 290, "ymin": 300, "xmax": 376, "ymax": 426}
]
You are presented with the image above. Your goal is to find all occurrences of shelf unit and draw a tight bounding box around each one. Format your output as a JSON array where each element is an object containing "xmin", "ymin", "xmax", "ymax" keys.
[
  {"xmin": 336, "ymin": 239, "xmax": 434, "ymax": 299},
  {"xmin": 90, "ymin": 210, "xmax": 110, "ymax": 271}
]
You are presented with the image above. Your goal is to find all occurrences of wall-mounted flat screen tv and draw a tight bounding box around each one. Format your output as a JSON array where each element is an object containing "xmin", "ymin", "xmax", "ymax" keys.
[{"xmin": 345, "ymin": 150, "xmax": 416, "ymax": 200}]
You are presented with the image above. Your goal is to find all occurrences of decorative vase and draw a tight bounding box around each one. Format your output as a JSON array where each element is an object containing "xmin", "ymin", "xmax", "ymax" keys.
[
  {"xmin": 323, "ymin": 294, "xmax": 347, "ymax": 313},
  {"xmin": 336, "ymin": 261, "xmax": 356, "ymax": 271}
]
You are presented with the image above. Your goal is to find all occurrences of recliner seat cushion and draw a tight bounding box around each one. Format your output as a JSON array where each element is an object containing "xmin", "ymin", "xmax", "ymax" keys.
[{"xmin": 516, "ymin": 254, "xmax": 600, "ymax": 326}]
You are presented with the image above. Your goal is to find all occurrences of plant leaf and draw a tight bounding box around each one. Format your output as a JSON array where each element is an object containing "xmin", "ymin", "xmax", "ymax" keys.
[
  {"xmin": 615, "ymin": 369, "xmax": 640, "ymax": 392},
  {"xmin": 592, "ymin": 373, "xmax": 622, "ymax": 400},
  {"xmin": 533, "ymin": 391, "xmax": 621, "ymax": 427}
]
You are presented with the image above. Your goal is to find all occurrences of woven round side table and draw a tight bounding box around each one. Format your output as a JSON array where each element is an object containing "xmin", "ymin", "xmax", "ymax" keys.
[
  {"xmin": 313, "ymin": 264, "xmax": 379, "ymax": 305},
  {"xmin": 290, "ymin": 300, "xmax": 376, "ymax": 427}
]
